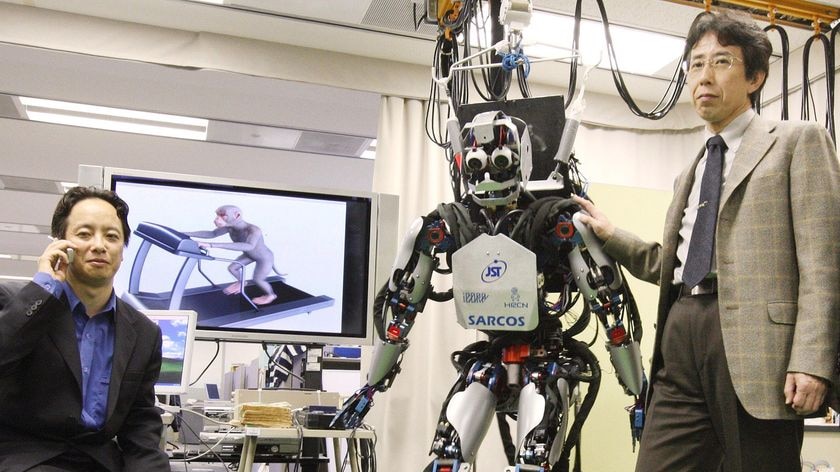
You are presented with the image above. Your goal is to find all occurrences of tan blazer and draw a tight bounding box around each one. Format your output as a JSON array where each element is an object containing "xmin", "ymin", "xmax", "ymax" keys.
[{"xmin": 604, "ymin": 114, "xmax": 840, "ymax": 420}]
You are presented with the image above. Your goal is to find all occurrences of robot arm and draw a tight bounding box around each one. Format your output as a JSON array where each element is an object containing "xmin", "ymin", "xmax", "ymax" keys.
[
  {"xmin": 565, "ymin": 211, "xmax": 645, "ymax": 397},
  {"xmin": 332, "ymin": 214, "xmax": 456, "ymax": 429},
  {"xmin": 550, "ymin": 207, "xmax": 647, "ymax": 449},
  {"xmin": 366, "ymin": 217, "xmax": 437, "ymax": 387}
]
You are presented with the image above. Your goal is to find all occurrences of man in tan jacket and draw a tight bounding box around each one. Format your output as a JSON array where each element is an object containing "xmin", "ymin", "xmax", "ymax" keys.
[{"xmin": 576, "ymin": 11, "xmax": 840, "ymax": 472}]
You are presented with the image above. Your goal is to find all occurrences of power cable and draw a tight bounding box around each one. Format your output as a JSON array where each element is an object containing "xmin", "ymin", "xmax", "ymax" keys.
[
  {"xmin": 487, "ymin": 0, "xmax": 511, "ymax": 100},
  {"xmin": 426, "ymin": 0, "xmax": 476, "ymax": 150},
  {"xmin": 189, "ymin": 339, "xmax": 220, "ymax": 386},
  {"xmin": 828, "ymin": 22, "xmax": 840, "ymax": 145},
  {"xmin": 800, "ymin": 33, "xmax": 835, "ymax": 142},
  {"xmin": 467, "ymin": 2, "xmax": 498, "ymax": 102},
  {"xmin": 474, "ymin": 2, "xmax": 514, "ymax": 101},
  {"xmin": 590, "ymin": 0, "xmax": 688, "ymax": 119},
  {"xmin": 759, "ymin": 25, "xmax": 790, "ymax": 120},
  {"xmin": 564, "ymin": 0, "xmax": 583, "ymax": 109}
]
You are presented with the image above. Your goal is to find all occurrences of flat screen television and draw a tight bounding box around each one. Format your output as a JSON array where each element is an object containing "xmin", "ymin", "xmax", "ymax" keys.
[
  {"xmin": 79, "ymin": 165, "xmax": 398, "ymax": 346},
  {"xmin": 142, "ymin": 310, "xmax": 197, "ymax": 395}
]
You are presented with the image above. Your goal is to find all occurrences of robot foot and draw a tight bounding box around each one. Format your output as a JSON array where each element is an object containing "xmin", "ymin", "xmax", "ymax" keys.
[
  {"xmin": 253, "ymin": 293, "xmax": 277, "ymax": 305},
  {"xmin": 223, "ymin": 283, "xmax": 242, "ymax": 295}
]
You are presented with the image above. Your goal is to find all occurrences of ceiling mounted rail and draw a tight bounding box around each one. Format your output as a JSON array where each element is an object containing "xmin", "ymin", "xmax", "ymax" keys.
[{"xmin": 663, "ymin": 0, "xmax": 840, "ymax": 32}]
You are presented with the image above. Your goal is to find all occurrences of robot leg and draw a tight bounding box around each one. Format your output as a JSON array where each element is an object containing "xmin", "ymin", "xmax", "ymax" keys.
[
  {"xmin": 546, "ymin": 378, "xmax": 571, "ymax": 466},
  {"xmin": 430, "ymin": 382, "xmax": 497, "ymax": 471},
  {"xmin": 503, "ymin": 379, "xmax": 571, "ymax": 472}
]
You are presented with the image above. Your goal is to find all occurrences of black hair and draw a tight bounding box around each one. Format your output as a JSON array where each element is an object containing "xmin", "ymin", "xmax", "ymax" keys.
[
  {"xmin": 51, "ymin": 186, "xmax": 131, "ymax": 246},
  {"xmin": 684, "ymin": 11, "xmax": 772, "ymax": 104}
]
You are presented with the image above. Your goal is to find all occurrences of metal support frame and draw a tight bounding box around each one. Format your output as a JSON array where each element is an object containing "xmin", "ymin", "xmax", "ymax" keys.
[{"xmin": 663, "ymin": 0, "xmax": 840, "ymax": 32}]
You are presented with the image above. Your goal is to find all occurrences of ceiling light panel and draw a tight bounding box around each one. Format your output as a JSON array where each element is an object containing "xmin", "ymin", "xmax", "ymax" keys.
[
  {"xmin": 296, "ymin": 131, "xmax": 371, "ymax": 157},
  {"xmin": 207, "ymin": 121, "xmax": 302, "ymax": 149},
  {"xmin": 19, "ymin": 97, "xmax": 208, "ymax": 140},
  {"xmin": 0, "ymin": 174, "xmax": 65, "ymax": 194}
]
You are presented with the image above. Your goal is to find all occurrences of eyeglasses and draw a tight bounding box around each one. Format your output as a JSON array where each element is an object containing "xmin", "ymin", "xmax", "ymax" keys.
[{"xmin": 681, "ymin": 54, "xmax": 742, "ymax": 76}]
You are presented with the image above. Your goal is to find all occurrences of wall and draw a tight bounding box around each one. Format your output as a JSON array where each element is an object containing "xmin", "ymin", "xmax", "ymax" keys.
[{"xmin": 802, "ymin": 430, "xmax": 840, "ymax": 470}]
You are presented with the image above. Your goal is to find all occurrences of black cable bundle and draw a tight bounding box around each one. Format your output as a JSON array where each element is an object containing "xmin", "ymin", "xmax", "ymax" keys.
[
  {"xmin": 564, "ymin": 0, "xmax": 583, "ymax": 109},
  {"xmin": 829, "ymin": 22, "xmax": 840, "ymax": 145},
  {"xmin": 800, "ymin": 33, "xmax": 835, "ymax": 141},
  {"xmin": 552, "ymin": 339, "xmax": 601, "ymax": 472},
  {"xmin": 758, "ymin": 25, "xmax": 790, "ymax": 120},
  {"xmin": 590, "ymin": 0, "xmax": 687, "ymax": 119}
]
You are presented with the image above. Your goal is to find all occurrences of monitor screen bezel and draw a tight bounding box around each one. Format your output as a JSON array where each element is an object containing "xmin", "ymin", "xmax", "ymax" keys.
[
  {"xmin": 142, "ymin": 309, "xmax": 197, "ymax": 396},
  {"xmin": 81, "ymin": 165, "xmax": 390, "ymax": 347}
]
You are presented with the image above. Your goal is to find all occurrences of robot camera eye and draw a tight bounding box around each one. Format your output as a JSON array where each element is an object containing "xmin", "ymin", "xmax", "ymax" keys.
[
  {"xmin": 491, "ymin": 146, "xmax": 513, "ymax": 169},
  {"xmin": 465, "ymin": 148, "xmax": 488, "ymax": 171}
]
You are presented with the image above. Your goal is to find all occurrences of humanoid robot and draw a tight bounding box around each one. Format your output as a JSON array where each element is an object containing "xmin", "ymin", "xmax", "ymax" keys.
[{"xmin": 331, "ymin": 107, "xmax": 646, "ymax": 472}]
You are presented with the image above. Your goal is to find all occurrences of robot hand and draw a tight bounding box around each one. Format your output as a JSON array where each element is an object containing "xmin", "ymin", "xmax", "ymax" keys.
[
  {"xmin": 331, "ymin": 332, "xmax": 410, "ymax": 429},
  {"xmin": 331, "ymin": 384, "xmax": 378, "ymax": 430}
]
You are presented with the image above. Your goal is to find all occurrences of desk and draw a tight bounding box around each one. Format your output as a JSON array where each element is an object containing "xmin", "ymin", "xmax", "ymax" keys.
[{"xmin": 238, "ymin": 427, "xmax": 375, "ymax": 472}]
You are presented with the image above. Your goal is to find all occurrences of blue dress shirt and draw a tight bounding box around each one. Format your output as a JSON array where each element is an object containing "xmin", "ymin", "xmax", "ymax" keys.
[{"xmin": 33, "ymin": 272, "xmax": 116, "ymax": 431}]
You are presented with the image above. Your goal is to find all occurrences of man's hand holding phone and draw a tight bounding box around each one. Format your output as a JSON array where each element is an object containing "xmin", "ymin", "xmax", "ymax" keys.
[{"xmin": 39, "ymin": 238, "xmax": 76, "ymax": 281}]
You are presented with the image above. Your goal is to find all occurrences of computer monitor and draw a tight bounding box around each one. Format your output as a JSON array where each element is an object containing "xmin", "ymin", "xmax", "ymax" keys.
[
  {"xmin": 142, "ymin": 310, "xmax": 197, "ymax": 395},
  {"xmin": 78, "ymin": 165, "xmax": 398, "ymax": 346},
  {"xmin": 205, "ymin": 383, "xmax": 220, "ymax": 401}
]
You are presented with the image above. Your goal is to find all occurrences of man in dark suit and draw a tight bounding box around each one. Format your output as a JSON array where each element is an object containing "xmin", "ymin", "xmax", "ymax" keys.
[
  {"xmin": 575, "ymin": 10, "xmax": 840, "ymax": 472},
  {"xmin": 0, "ymin": 186, "xmax": 170, "ymax": 471}
]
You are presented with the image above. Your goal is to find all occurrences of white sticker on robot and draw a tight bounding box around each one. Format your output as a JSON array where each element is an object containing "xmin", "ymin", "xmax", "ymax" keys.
[{"xmin": 452, "ymin": 233, "xmax": 539, "ymax": 331}]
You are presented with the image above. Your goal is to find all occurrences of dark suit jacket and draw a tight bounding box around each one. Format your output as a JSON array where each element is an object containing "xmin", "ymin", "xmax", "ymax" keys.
[
  {"xmin": 0, "ymin": 281, "xmax": 170, "ymax": 471},
  {"xmin": 603, "ymin": 116, "xmax": 840, "ymax": 420}
]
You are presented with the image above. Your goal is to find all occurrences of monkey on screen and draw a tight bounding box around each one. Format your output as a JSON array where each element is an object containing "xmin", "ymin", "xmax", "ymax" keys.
[{"xmin": 185, "ymin": 205, "xmax": 280, "ymax": 305}]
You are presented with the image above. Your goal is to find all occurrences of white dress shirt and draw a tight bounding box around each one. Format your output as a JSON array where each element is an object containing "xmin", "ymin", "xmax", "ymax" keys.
[{"xmin": 673, "ymin": 108, "xmax": 755, "ymax": 284}]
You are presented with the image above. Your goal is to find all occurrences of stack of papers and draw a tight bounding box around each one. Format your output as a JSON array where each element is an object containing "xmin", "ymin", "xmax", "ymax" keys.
[{"xmin": 233, "ymin": 402, "xmax": 293, "ymax": 427}]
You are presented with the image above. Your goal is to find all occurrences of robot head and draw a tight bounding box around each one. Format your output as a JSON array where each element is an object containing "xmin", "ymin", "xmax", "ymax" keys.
[{"xmin": 459, "ymin": 111, "xmax": 532, "ymax": 208}]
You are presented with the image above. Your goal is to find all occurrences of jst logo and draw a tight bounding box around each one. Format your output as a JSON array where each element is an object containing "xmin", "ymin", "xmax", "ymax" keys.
[{"xmin": 481, "ymin": 259, "xmax": 507, "ymax": 283}]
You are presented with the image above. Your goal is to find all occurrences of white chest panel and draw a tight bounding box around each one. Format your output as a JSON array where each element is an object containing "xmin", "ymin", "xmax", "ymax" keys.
[{"xmin": 452, "ymin": 233, "xmax": 538, "ymax": 331}]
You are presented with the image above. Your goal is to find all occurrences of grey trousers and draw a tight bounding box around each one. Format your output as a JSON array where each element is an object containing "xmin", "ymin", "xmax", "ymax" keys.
[{"xmin": 634, "ymin": 292, "xmax": 803, "ymax": 472}]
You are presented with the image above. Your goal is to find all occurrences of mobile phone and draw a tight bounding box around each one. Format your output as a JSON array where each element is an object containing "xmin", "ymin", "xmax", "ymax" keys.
[{"xmin": 54, "ymin": 247, "xmax": 75, "ymax": 271}]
